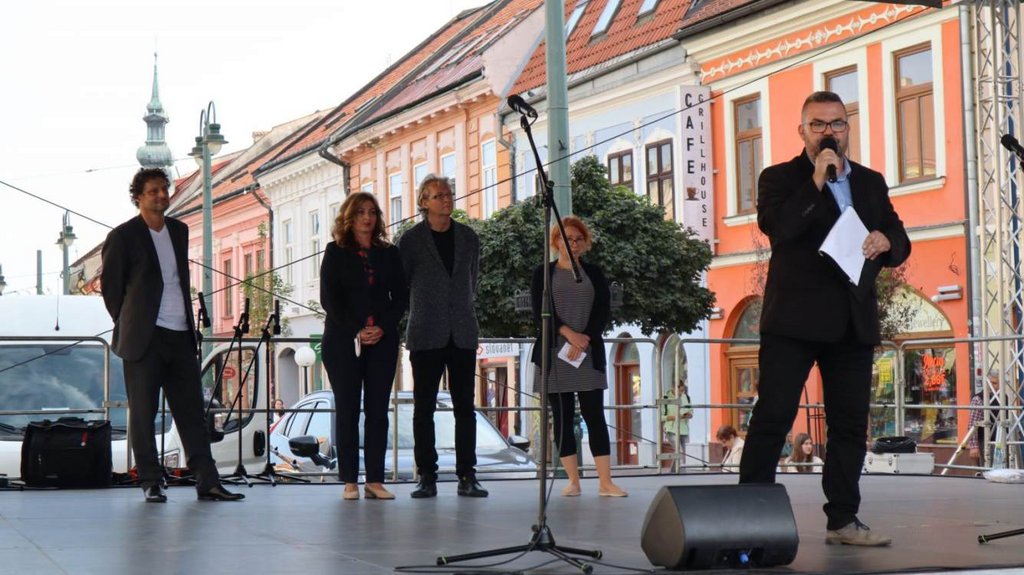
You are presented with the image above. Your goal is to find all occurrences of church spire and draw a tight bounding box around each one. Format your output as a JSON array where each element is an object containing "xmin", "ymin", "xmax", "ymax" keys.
[{"xmin": 136, "ymin": 52, "xmax": 173, "ymax": 169}]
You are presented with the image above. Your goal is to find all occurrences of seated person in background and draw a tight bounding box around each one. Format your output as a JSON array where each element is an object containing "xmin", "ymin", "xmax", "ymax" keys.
[
  {"xmin": 717, "ymin": 424, "xmax": 744, "ymax": 472},
  {"xmin": 779, "ymin": 432, "xmax": 823, "ymax": 473}
]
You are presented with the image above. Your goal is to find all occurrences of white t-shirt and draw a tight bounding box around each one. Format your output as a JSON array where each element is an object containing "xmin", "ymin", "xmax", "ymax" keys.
[{"xmin": 149, "ymin": 226, "xmax": 189, "ymax": 331}]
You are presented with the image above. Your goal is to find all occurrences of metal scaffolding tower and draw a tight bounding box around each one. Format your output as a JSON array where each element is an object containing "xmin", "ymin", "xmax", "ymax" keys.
[{"xmin": 971, "ymin": 0, "xmax": 1024, "ymax": 468}]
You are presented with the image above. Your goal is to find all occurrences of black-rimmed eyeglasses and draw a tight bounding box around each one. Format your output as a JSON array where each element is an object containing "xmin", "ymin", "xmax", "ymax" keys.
[{"xmin": 806, "ymin": 120, "xmax": 848, "ymax": 133}]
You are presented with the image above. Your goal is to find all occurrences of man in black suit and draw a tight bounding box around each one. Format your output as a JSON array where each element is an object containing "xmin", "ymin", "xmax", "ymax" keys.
[
  {"xmin": 101, "ymin": 168, "xmax": 243, "ymax": 503},
  {"xmin": 740, "ymin": 91, "xmax": 909, "ymax": 546}
]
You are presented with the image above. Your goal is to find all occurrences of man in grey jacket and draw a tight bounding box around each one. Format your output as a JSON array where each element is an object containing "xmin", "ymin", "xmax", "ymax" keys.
[{"xmin": 398, "ymin": 174, "xmax": 487, "ymax": 498}]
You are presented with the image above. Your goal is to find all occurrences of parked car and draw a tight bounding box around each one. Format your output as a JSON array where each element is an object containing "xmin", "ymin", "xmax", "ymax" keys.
[
  {"xmin": 269, "ymin": 390, "xmax": 536, "ymax": 480},
  {"xmin": 0, "ymin": 295, "xmax": 269, "ymax": 480}
]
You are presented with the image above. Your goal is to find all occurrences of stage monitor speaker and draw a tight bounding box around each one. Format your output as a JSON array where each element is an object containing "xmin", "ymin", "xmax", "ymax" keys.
[{"xmin": 641, "ymin": 483, "xmax": 798, "ymax": 570}]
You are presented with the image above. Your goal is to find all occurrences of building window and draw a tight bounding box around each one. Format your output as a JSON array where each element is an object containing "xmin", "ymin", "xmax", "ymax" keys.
[
  {"xmin": 283, "ymin": 219, "xmax": 293, "ymax": 285},
  {"xmin": 825, "ymin": 66, "xmax": 860, "ymax": 165},
  {"xmin": 566, "ymin": 1, "xmax": 586, "ymax": 37},
  {"xmin": 638, "ymin": 0, "xmax": 658, "ymax": 17},
  {"xmin": 413, "ymin": 163, "xmax": 429, "ymax": 196},
  {"xmin": 329, "ymin": 202, "xmax": 340, "ymax": 225},
  {"xmin": 895, "ymin": 44, "xmax": 935, "ymax": 183},
  {"xmin": 256, "ymin": 249, "xmax": 265, "ymax": 272},
  {"xmin": 361, "ymin": 182, "xmax": 373, "ymax": 195},
  {"xmin": 389, "ymin": 173, "xmax": 403, "ymax": 222},
  {"xmin": 482, "ymin": 140, "xmax": 497, "ymax": 218},
  {"xmin": 222, "ymin": 257, "xmax": 233, "ymax": 318},
  {"xmin": 592, "ymin": 0, "xmax": 621, "ymax": 37},
  {"xmin": 734, "ymin": 96, "xmax": 762, "ymax": 215},
  {"xmin": 645, "ymin": 140, "xmax": 674, "ymax": 219},
  {"xmin": 309, "ymin": 210, "xmax": 320, "ymax": 279},
  {"xmin": 243, "ymin": 253, "xmax": 253, "ymax": 290},
  {"xmin": 608, "ymin": 150, "xmax": 633, "ymax": 189},
  {"xmin": 440, "ymin": 152, "xmax": 457, "ymax": 194}
]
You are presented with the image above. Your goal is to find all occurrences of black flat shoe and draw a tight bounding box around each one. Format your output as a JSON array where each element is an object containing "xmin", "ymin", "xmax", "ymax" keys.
[
  {"xmin": 410, "ymin": 479, "xmax": 437, "ymax": 499},
  {"xmin": 457, "ymin": 477, "xmax": 488, "ymax": 498},
  {"xmin": 143, "ymin": 484, "xmax": 167, "ymax": 503},
  {"xmin": 197, "ymin": 485, "xmax": 245, "ymax": 501}
]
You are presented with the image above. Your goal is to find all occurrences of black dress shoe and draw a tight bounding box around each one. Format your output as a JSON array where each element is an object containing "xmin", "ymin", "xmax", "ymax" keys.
[
  {"xmin": 457, "ymin": 477, "xmax": 488, "ymax": 498},
  {"xmin": 197, "ymin": 485, "xmax": 245, "ymax": 501},
  {"xmin": 143, "ymin": 484, "xmax": 167, "ymax": 503},
  {"xmin": 410, "ymin": 479, "xmax": 437, "ymax": 499}
]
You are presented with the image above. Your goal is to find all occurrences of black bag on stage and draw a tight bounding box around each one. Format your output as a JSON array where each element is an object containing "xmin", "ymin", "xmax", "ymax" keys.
[
  {"xmin": 871, "ymin": 436, "xmax": 916, "ymax": 454},
  {"xmin": 21, "ymin": 417, "xmax": 112, "ymax": 487}
]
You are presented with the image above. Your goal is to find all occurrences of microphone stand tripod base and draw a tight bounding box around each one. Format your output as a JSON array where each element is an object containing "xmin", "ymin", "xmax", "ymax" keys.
[{"xmin": 436, "ymin": 523, "xmax": 600, "ymax": 574}]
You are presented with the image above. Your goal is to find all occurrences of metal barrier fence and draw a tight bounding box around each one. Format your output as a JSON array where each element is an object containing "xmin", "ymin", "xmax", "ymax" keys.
[{"xmin": 2, "ymin": 331, "xmax": 1021, "ymax": 482}]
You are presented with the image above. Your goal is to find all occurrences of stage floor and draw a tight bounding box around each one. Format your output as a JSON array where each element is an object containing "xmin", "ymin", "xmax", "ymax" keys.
[{"xmin": 0, "ymin": 473, "xmax": 1022, "ymax": 575}]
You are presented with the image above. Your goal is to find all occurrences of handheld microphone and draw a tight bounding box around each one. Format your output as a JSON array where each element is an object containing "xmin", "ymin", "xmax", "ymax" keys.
[
  {"xmin": 1001, "ymin": 134, "xmax": 1024, "ymax": 158},
  {"xmin": 273, "ymin": 300, "xmax": 282, "ymax": 335},
  {"xmin": 507, "ymin": 94, "xmax": 538, "ymax": 119},
  {"xmin": 241, "ymin": 297, "xmax": 250, "ymax": 334},
  {"xmin": 820, "ymin": 136, "xmax": 839, "ymax": 184},
  {"xmin": 197, "ymin": 292, "xmax": 212, "ymax": 328}
]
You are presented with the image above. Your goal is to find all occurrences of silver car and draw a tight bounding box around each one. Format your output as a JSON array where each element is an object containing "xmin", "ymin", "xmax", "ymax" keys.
[{"xmin": 269, "ymin": 390, "xmax": 536, "ymax": 480}]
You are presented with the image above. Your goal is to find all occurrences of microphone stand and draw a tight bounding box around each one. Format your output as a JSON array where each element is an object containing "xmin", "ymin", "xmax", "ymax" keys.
[{"xmin": 436, "ymin": 110, "xmax": 600, "ymax": 574}]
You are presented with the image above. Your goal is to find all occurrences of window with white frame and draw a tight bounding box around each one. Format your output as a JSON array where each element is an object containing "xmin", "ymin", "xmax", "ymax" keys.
[
  {"xmin": 283, "ymin": 219, "xmax": 294, "ymax": 285},
  {"xmin": 565, "ymin": 0, "xmax": 587, "ymax": 37},
  {"xmin": 309, "ymin": 210, "xmax": 320, "ymax": 279},
  {"xmin": 361, "ymin": 182, "xmax": 373, "ymax": 194},
  {"xmin": 482, "ymin": 140, "xmax": 497, "ymax": 218},
  {"xmin": 645, "ymin": 140, "xmax": 674, "ymax": 219},
  {"xmin": 608, "ymin": 150, "xmax": 633, "ymax": 189},
  {"xmin": 329, "ymin": 202, "xmax": 340, "ymax": 228},
  {"xmin": 734, "ymin": 96, "xmax": 762, "ymax": 215},
  {"xmin": 825, "ymin": 66, "xmax": 860, "ymax": 165},
  {"xmin": 440, "ymin": 152, "xmax": 457, "ymax": 194},
  {"xmin": 894, "ymin": 43, "xmax": 935, "ymax": 183},
  {"xmin": 222, "ymin": 257, "xmax": 233, "ymax": 318},
  {"xmin": 389, "ymin": 173, "xmax": 403, "ymax": 222},
  {"xmin": 638, "ymin": 0, "xmax": 658, "ymax": 17},
  {"xmin": 413, "ymin": 163, "xmax": 429, "ymax": 196}
]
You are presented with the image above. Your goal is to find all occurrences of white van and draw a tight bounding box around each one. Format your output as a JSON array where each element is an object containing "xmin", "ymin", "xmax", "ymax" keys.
[{"xmin": 0, "ymin": 295, "xmax": 269, "ymax": 480}]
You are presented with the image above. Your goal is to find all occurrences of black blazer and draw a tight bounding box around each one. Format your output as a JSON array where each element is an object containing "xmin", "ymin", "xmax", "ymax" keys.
[
  {"xmin": 756, "ymin": 152, "xmax": 911, "ymax": 345},
  {"xmin": 319, "ymin": 241, "xmax": 408, "ymax": 342},
  {"xmin": 530, "ymin": 260, "xmax": 610, "ymax": 372},
  {"xmin": 101, "ymin": 215, "xmax": 196, "ymax": 362}
]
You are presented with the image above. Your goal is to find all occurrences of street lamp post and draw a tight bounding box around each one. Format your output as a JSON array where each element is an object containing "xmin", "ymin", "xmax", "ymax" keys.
[
  {"xmin": 55, "ymin": 211, "xmax": 77, "ymax": 295},
  {"xmin": 295, "ymin": 346, "xmax": 316, "ymax": 397},
  {"xmin": 0, "ymin": 264, "xmax": 6, "ymax": 296},
  {"xmin": 188, "ymin": 101, "xmax": 227, "ymax": 345}
]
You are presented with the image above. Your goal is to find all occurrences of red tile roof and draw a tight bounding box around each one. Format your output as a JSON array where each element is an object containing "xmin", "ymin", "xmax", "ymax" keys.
[
  {"xmin": 356, "ymin": 0, "xmax": 543, "ymax": 128},
  {"xmin": 259, "ymin": 6, "xmax": 488, "ymax": 173},
  {"xmin": 511, "ymin": 0, "xmax": 690, "ymax": 95}
]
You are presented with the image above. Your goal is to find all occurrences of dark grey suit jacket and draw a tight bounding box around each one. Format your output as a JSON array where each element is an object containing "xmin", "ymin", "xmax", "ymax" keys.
[
  {"xmin": 101, "ymin": 215, "xmax": 196, "ymax": 361},
  {"xmin": 397, "ymin": 219, "xmax": 480, "ymax": 351}
]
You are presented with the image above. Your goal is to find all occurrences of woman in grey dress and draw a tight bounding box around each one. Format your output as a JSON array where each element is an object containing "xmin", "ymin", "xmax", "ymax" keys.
[{"xmin": 530, "ymin": 216, "xmax": 627, "ymax": 497}]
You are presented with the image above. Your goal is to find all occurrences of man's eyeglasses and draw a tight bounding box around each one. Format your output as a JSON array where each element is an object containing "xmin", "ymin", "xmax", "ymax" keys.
[
  {"xmin": 430, "ymin": 191, "xmax": 454, "ymax": 201},
  {"xmin": 806, "ymin": 119, "xmax": 848, "ymax": 133}
]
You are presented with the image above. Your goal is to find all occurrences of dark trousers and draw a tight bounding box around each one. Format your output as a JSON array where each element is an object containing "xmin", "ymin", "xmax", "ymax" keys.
[
  {"xmin": 322, "ymin": 332, "xmax": 398, "ymax": 484},
  {"xmin": 122, "ymin": 327, "xmax": 219, "ymax": 491},
  {"xmin": 549, "ymin": 390, "xmax": 611, "ymax": 458},
  {"xmin": 739, "ymin": 330, "xmax": 873, "ymax": 530},
  {"xmin": 411, "ymin": 339, "xmax": 477, "ymax": 480}
]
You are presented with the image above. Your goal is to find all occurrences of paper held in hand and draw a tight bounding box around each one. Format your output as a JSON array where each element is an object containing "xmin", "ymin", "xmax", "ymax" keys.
[
  {"xmin": 557, "ymin": 342, "xmax": 586, "ymax": 368},
  {"xmin": 819, "ymin": 206, "xmax": 869, "ymax": 286}
]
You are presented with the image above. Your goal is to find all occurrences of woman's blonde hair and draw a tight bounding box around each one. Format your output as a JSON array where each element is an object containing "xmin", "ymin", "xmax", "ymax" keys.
[
  {"xmin": 550, "ymin": 215, "xmax": 592, "ymax": 253},
  {"xmin": 332, "ymin": 192, "xmax": 389, "ymax": 249}
]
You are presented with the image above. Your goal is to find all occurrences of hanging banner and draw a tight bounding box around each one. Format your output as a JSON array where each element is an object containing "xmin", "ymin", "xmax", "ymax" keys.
[{"xmin": 680, "ymin": 86, "xmax": 714, "ymax": 246}]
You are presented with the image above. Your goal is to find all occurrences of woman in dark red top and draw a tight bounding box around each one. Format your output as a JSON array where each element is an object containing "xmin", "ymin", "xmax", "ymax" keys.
[{"xmin": 320, "ymin": 192, "xmax": 407, "ymax": 500}]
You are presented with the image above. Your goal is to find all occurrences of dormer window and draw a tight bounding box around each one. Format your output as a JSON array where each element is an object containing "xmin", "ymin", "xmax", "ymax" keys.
[
  {"xmin": 591, "ymin": 0, "xmax": 621, "ymax": 38},
  {"xmin": 565, "ymin": 0, "xmax": 588, "ymax": 38},
  {"xmin": 638, "ymin": 0, "xmax": 658, "ymax": 18}
]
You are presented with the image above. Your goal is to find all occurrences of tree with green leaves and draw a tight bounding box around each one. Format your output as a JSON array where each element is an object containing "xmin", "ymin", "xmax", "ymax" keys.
[
  {"xmin": 473, "ymin": 155, "xmax": 715, "ymax": 337},
  {"xmin": 242, "ymin": 222, "xmax": 294, "ymax": 336}
]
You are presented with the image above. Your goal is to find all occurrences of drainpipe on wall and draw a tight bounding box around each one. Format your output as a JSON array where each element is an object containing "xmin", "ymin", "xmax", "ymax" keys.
[
  {"xmin": 496, "ymin": 111, "xmax": 516, "ymax": 202},
  {"xmin": 960, "ymin": 4, "xmax": 983, "ymax": 387},
  {"xmin": 251, "ymin": 187, "xmax": 276, "ymax": 397},
  {"xmin": 318, "ymin": 140, "xmax": 352, "ymax": 196}
]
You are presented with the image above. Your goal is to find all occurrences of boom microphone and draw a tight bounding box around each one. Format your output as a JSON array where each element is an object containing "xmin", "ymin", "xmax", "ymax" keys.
[
  {"xmin": 820, "ymin": 136, "xmax": 839, "ymax": 184},
  {"xmin": 1001, "ymin": 134, "xmax": 1024, "ymax": 158},
  {"xmin": 507, "ymin": 94, "xmax": 538, "ymax": 119}
]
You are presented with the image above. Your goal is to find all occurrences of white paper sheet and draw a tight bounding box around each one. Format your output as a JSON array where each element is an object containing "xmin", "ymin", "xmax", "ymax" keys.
[
  {"xmin": 557, "ymin": 342, "xmax": 586, "ymax": 368},
  {"xmin": 819, "ymin": 206, "xmax": 869, "ymax": 286}
]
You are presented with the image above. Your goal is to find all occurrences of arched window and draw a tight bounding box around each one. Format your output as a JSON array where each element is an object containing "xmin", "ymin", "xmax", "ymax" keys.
[{"xmin": 726, "ymin": 299, "xmax": 761, "ymax": 433}]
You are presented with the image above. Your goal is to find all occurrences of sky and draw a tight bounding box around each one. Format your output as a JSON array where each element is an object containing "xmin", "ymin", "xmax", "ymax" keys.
[{"xmin": 0, "ymin": 0, "xmax": 486, "ymax": 295}]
